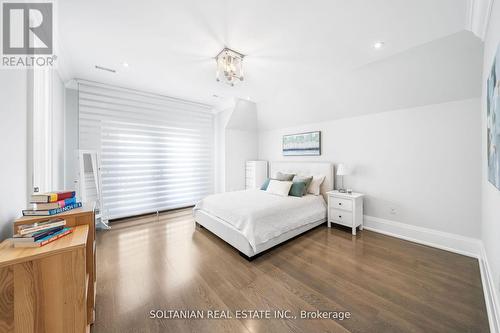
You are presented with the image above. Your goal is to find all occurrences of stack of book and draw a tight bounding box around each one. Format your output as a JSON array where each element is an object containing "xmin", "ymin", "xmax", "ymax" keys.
[
  {"xmin": 23, "ymin": 191, "xmax": 82, "ymax": 216},
  {"xmin": 11, "ymin": 218, "xmax": 74, "ymax": 248}
]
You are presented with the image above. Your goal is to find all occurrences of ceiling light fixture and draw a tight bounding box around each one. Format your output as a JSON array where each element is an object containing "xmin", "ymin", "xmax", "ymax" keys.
[
  {"xmin": 215, "ymin": 47, "xmax": 245, "ymax": 86},
  {"xmin": 373, "ymin": 41, "xmax": 385, "ymax": 49}
]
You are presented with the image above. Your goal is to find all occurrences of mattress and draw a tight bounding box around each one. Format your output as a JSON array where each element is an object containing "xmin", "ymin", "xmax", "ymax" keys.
[{"xmin": 193, "ymin": 189, "xmax": 327, "ymax": 251}]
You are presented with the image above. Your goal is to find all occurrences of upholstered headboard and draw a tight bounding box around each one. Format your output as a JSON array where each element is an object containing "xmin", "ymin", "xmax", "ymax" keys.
[{"xmin": 269, "ymin": 161, "xmax": 334, "ymax": 198}]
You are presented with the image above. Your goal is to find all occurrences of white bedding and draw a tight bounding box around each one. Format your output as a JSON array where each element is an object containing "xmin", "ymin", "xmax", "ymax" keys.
[{"xmin": 193, "ymin": 189, "xmax": 327, "ymax": 251}]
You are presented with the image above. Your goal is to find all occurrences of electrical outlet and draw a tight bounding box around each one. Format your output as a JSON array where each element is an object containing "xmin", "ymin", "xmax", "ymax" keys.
[{"xmin": 390, "ymin": 208, "xmax": 397, "ymax": 215}]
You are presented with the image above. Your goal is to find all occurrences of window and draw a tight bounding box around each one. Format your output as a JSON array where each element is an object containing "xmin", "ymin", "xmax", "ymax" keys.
[{"xmin": 78, "ymin": 81, "xmax": 214, "ymax": 220}]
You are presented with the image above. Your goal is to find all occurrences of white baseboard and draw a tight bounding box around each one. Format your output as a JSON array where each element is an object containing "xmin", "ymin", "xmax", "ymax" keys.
[
  {"xmin": 479, "ymin": 245, "xmax": 500, "ymax": 333},
  {"xmin": 363, "ymin": 215, "xmax": 482, "ymax": 258},
  {"xmin": 363, "ymin": 215, "xmax": 499, "ymax": 332}
]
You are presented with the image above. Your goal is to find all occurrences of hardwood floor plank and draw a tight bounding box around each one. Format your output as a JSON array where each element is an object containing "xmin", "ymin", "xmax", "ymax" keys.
[{"xmin": 91, "ymin": 209, "xmax": 489, "ymax": 333}]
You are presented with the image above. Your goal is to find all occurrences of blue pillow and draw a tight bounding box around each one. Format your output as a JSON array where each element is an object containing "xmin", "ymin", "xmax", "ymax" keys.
[
  {"xmin": 292, "ymin": 175, "xmax": 313, "ymax": 195},
  {"xmin": 289, "ymin": 182, "xmax": 306, "ymax": 197},
  {"xmin": 260, "ymin": 178, "xmax": 271, "ymax": 190}
]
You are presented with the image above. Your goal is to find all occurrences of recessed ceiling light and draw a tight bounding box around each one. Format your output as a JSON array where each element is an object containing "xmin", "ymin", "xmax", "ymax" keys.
[
  {"xmin": 373, "ymin": 41, "xmax": 385, "ymax": 49},
  {"xmin": 122, "ymin": 62, "xmax": 129, "ymax": 67}
]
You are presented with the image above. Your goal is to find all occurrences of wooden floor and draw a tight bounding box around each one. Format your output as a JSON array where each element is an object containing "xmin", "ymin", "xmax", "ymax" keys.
[{"xmin": 92, "ymin": 208, "xmax": 489, "ymax": 333}]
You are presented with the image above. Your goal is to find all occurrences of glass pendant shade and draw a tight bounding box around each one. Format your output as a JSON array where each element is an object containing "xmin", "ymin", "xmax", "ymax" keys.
[{"xmin": 215, "ymin": 47, "xmax": 244, "ymax": 86}]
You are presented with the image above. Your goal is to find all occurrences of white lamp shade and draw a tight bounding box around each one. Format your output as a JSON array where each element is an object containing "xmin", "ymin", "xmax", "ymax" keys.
[{"xmin": 336, "ymin": 164, "xmax": 350, "ymax": 176}]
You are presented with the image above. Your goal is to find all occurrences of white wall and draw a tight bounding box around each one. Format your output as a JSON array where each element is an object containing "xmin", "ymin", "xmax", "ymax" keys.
[
  {"xmin": 225, "ymin": 129, "xmax": 258, "ymax": 191},
  {"xmin": 225, "ymin": 100, "xmax": 258, "ymax": 192},
  {"xmin": 259, "ymin": 98, "xmax": 481, "ymax": 238},
  {"xmin": 482, "ymin": 0, "xmax": 500, "ymax": 315},
  {"xmin": 0, "ymin": 70, "xmax": 29, "ymax": 240},
  {"xmin": 214, "ymin": 108, "xmax": 231, "ymax": 193},
  {"xmin": 0, "ymin": 69, "xmax": 67, "ymax": 241},
  {"xmin": 214, "ymin": 99, "xmax": 259, "ymax": 193}
]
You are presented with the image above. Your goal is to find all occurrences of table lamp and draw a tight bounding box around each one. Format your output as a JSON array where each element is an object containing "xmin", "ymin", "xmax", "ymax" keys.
[{"xmin": 336, "ymin": 164, "xmax": 350, "ymax": 193}]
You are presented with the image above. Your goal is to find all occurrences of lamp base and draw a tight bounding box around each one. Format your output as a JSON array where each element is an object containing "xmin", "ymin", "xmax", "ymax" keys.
[{"xmin": 338, "ymin": 188, "xmax": 347, "ymax": 193}]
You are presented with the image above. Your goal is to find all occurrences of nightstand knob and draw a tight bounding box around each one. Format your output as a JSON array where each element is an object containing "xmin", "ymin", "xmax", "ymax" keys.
[
  {"xmin": 338, "ymin": 203, "xmax": 342, "ymax": 205},
  {"xmin": 338, "ymin": 215, "xmax": 342, "ymax": 218}
]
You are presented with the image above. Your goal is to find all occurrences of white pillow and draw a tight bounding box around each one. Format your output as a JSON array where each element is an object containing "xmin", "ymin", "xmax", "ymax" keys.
[
  {"xmin": 307, "ymin": 175, "xmax": 326, "ymax": 195},
  {"xmin": 266, "ymin": 180, "xmax": 293, "ymax": 196}
]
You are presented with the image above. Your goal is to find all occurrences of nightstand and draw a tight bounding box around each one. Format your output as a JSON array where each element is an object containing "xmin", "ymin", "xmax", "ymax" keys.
[{"xmin": 327, "ymin": 190, "xmax": 364, "ymax": 235}]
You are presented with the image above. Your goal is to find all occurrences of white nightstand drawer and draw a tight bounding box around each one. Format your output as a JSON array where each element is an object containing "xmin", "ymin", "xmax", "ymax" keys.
[
  {"xmin": 330, "ymin": 209, "xmax": 353, "ymax": 226},
  {"xmin": 331, "ymin": 197, "xmax": 353, "ymax": 211}
]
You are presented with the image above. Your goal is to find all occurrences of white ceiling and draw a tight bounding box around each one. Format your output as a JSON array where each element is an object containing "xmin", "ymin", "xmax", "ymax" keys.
[{"xmin": 57, "ymin": 0, "xmax": 482, "ymax": 129}]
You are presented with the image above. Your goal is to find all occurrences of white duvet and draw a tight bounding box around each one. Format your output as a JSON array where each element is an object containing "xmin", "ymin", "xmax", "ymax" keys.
[{"xmin": 193, "ymin": 189, "xmax": 327, "ymax": 251}]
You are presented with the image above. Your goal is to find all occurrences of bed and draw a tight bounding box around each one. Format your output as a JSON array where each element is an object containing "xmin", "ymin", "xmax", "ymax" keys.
[{"xmin": 193, "ymin": 162, "xmax": 334, "ymax": 259}]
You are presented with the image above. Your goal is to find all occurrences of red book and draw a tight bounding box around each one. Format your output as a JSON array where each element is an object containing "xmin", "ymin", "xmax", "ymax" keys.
[
  {"xmin": 55, "ymin": 191, "xmax": 76, "ymax": 201},
  {"xmin": 31, "ymin": 191, "xmax": 76, "ymax": 203}
]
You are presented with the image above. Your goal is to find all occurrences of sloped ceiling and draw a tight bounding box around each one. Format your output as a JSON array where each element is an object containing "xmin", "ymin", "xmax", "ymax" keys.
[
  {"xmin": 57, "ymin": 0, "xmax": 482, "ymax": 129},
  {"xmin": 226, "ymin": 100, "xmax": 258, "ymax": 131},
  {"xmin": 258, "ymin": 31, "xmax": 483, "ymax": 129}
]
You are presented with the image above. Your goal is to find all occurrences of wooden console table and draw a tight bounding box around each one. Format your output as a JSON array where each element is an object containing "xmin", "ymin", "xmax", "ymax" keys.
[{"xmin": 0, "ymin": 206, "xmax": 96, "ymax": 333}]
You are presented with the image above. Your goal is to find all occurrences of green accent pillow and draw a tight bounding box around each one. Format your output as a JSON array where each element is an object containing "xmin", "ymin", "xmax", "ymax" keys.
[
  {"xmin": 275, "ymin": 172, "xmax": 295, "ymax": 181},
  {"xmin": 292, "ymin": 175, "xmax": 313, "ymax": 195},
  {"xmin": 260, "ymin": 178, "xmax": 271, "ymax": 190},
  {"xmin": 289, "ymin": 182, "xmax": 306, "ymax": 197}
]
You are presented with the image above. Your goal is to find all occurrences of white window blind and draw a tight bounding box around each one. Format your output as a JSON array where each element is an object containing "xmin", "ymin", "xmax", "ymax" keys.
[{"xmin": 78, "ymin": 81, "xmax": 214, "ymax": 220}]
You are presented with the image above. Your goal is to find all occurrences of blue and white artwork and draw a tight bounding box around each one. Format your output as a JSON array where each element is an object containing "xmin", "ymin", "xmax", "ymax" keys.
[
  {"xmin": 283, "ymin": 131, "xmax": 321, "ymax": 156},
  {"xmin": 487, "ymin": 44, "xmax": 500, "ymax": 190}
]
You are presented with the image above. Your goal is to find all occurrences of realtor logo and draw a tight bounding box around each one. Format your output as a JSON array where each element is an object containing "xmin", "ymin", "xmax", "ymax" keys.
[{"xmin": 2, "ymin": 2, "xmax": 53, "ymax": 54}]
